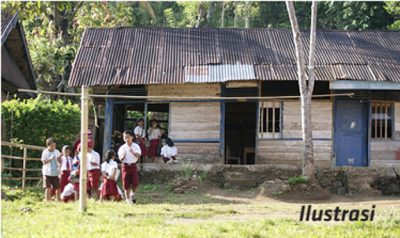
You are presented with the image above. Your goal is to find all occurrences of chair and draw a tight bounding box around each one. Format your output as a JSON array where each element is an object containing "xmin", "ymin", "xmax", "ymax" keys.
[{"xmin": 226, "ymin": 146, "xmax": 240, "ymax": 164}]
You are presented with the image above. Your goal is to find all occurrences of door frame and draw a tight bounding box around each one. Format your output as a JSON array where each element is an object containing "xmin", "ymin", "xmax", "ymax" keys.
[
  {"xmin": 223, "ymin": 101, "xmax": 258, "ymax": 164},
  {"xmin": 333, "ymin": 99, "xmax": 370, "ymax": 167}
]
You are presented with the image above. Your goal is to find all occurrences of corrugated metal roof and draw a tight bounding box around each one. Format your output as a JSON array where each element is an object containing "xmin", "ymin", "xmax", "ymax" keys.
[
  {"xmin": 69, "ymin": 28, "xmax": 400, "ymax": 86},
  {"xmin": 1, "ymin": 10, "xmax": 18, "ymax": 45},
  {"xmin": 185, "ymin": 64, "xmax": 255, "ymax": 83}
]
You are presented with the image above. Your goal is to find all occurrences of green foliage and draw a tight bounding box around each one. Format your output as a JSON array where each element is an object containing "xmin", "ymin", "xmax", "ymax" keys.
[
  {"xmin": 1, "ymin": 96, "xmax": 80, "ymax": 147},
  {"xmin": 198, "ymin": 171, "xmax": 209, "ymax": 182},
  {"xmin": 287, "ymin": 175, "xmax": 309, "ymax": 186},
  {"xmin": 181, "ymin": 162, "xmax": 195, "ymax": 178},
  {"xmin": 385, "ymin": 1, "xmax": 400, "ymax": 30}
]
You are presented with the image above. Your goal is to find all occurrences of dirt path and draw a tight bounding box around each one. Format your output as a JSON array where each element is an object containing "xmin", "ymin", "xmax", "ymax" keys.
[{"xmin": 170, "ymin": 187, "xmax": 400, "ymax": 224}]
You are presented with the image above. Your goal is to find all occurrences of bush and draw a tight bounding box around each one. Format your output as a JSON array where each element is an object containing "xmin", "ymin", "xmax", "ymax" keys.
[
  {"xmin": 1, "ymin": 96, "xmax": 80, "ymax": 147},
  {"xmin": 1, "ymin": 96, "xmax": 80, "ymax": 187},
  {"xmin": 287, "ymin": 175, "xmax": 309, "ymax": 186}
]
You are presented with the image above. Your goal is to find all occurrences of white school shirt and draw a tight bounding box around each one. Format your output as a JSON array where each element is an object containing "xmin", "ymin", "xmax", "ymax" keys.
[
  {"xmin": 61, "ymin": 183, "xmax": 76, "ymax": 199},
  {"xmin": 161, "ymin": 145, "xmax": 178, "ymax": 159},
  {"xmin": 134, "ymin": 125, "xmax": 146, "ymax": 139},
  {"xmin": 78, "ymin": 150, "xmax": 101, "ymax": 170},
  {"xmin": 118, "ymin": 143, "xmax": 141, "ymax": 164},
  {"xmin": 41, "ymin": 149, "xmax": 61, "ymax": 176},
  {"xmin": 148, "ymin": 127, "xmax": 161, "ymax": 140},
  {"xmin": 101, "ymin": 160, "xmax": 118, "ymax": 176},
  {"xmin": 60, "ymin": 156, "xmax": 73, "ymax": 172}
]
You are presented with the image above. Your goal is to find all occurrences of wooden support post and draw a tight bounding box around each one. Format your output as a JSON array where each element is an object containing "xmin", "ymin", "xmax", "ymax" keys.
[
  {"xmin": 79, "ymin": 86, "xmax": 89, "ymax": 213},
  {"xmin": 144, "ymin": 102, "xmax": 148, "ymax": 131},
  {"xmin": 103, "ymin": 98, "xmax": 114, "ymax": 156},
  {"xmin": 22, "ymin": 147, "xmax": 27, "ymax": 189}
]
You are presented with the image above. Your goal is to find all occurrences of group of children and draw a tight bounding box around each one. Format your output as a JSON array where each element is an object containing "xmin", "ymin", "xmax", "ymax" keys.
[
  {"xmin": 134, "ymin": 119, "xmax": 178, "ymax": 163},
  {"xmin": 41, "ymin": 121, "xmax": 179, "ymax": 204}
]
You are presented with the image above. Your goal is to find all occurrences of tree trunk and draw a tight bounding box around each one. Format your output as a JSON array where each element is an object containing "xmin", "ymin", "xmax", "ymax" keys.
[
  {"xmin": 206, "ymin": 2, "xmax": 213, "ymax": 26},
  {"xmin": 221, "ymin": 2, "xmax": 225, "ymax": 28},
  {"xmin": 196, "ymin": 2, "xmax": 205, "ymax": 28},
  {"xmin": 233, "ymin": 2, "xmax": 238, "ymax": 28},
  {"xmin": 244, "ymin": 1, "xmax": 250, "ymax": 28},
  {"xmin": 286, "ymin": 1, "xmax": 318, "ymax": 180}
]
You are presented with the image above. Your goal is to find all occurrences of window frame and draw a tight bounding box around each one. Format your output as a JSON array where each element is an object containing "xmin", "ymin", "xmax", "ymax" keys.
[
  {"xmin": 370, "ymin": 102, "xmax": 394, "ymax": 140},
  {"xmin": 259, "ymin": 101, "xmax": 283, "ymax": 139}
]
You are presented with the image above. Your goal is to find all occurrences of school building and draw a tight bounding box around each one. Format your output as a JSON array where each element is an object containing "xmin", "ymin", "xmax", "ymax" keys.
[{"xmin": 68, "ymin": 28, "xmax": 400, "ymax": 168}]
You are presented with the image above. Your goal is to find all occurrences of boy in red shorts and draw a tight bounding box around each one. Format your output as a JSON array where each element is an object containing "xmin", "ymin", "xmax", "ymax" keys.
[{"xmin": 118, "ymin": 130, "xmax": 141, "ymax": 204}]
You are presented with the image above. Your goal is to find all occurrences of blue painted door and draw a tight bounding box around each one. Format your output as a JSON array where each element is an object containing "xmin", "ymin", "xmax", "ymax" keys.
[{"xmin": 334, "ymin": 100, "xmax": 368, "ymax": 167}]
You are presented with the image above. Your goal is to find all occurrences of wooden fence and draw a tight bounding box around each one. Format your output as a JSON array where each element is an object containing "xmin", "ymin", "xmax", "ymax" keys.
[{"xmin": 1, "ymin": 141, "xmax": 45, "ymax": 189}]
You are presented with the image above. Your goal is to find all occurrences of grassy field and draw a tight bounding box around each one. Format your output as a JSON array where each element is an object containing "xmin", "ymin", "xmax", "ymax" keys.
[{"xmin": 2, "ymin": 183, "xmax": 400, "ymax": 238}]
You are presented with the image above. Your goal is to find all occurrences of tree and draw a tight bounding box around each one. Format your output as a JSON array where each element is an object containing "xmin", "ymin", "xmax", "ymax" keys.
[
  {"xmin": 385, "ymin": 1, "xmax": 400, "ymax": 30},
  {"xmin": 285, "ymin": 1, "xmax": 318, "ymax": 180}
]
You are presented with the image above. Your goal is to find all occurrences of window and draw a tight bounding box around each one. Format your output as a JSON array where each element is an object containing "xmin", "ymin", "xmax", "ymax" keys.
[
  {"xmin": 371, "ymin": 103, "xmax": 393, "ymax": 139},
  {"xmin": 259, "ymin": 101, "xmax": 282, "ymax": 138}
]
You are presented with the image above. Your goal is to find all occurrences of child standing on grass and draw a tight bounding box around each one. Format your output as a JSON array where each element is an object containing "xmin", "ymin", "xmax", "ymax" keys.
[
  {"xmin": 78, "ymin": 140, "xmax": 101, "ymax": 199},
  {"xmin": 41, "ymin": 137, "xmax": 62, "ymax": 201},
  {"xmin": 161, "ymin": 138, "xmax": 178, "ymax": 164},
  {"xmin": 118, "ymin": 130, "xmax": 141, "ymax": 204},
  {"xmin": 100, "ymin": 150, "xmax": 120, "ymax": 201},
  {"xmin": 59, "ymin": 145, "xmax": 73, "ymax": 193},
  {"xmin": 147, "ymin": 120, "xmax": 161, "ymax": 162}
]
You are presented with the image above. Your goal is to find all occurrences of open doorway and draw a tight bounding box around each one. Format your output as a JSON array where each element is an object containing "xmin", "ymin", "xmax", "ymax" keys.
[{"xmin": 225, "ymin": 102, "xmax": 257, "ymax": 164}]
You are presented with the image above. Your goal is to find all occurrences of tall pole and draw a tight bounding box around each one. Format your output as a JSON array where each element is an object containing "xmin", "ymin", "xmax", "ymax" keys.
[{"xmin": 79, "ymin": 86, "xmax": 89, "ymax": 212}]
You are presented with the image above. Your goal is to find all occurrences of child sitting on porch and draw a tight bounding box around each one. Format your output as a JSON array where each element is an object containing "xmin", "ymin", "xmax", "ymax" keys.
[
  {"xmin": 147, "ymin": 119, "xmax": 162, "ymax": 162},
  {"xmin": 100, "ymin": 149, "xmax": 121, "ymax": 201},
  {"xmin": 161, "ymin": 138, "xmax": 178, "ymax": 164}
]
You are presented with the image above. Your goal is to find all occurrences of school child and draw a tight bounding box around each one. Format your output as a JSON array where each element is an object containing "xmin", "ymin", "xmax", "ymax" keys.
[
  {"xmin": 73, "ymin": 130, "xmax": 93, "ymax": 155},
  {"xmin": 60, "ymin": 145, "xmax": 73, "ymax": 193},
  {"xmin": 147, "ymin": 120, "xmax": 162, "ymax": 162},
  {"xmin": 60, "ymin": 170, "xmax": 79, "ymax": 203},
  {"xmin": 118, "ymin": 130, "xmax": 141, "ymax": 204},
  {"xmin": 78, "ymin": 140, "xmax": 101, "ymax": 199},
  {"xmin": 134, "ymin": 118, "xmax": 147, "ymax": 161},
  {"xmin": 161, "ymin": 138, "xmax": 178, "ymax": 164},
  {"xmin": 100, "ymin": 150, "xmax": 121, "ymax": 201},
  {"xmin": 41, "ymin": 137, "xmax": 62, "ymax": 201}
]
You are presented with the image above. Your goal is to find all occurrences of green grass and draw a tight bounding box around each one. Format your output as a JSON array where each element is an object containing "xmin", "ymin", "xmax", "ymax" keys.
[{"xmin": 2, "ymin": 186, "xmax": 400, "ymax": 238}]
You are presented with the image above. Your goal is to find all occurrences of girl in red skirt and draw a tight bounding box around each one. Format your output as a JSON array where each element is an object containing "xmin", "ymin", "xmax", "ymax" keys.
[
  {"xmin": 100, "ymin": 150, "xmax": 120, "ymax": 201},
  {"xmin": 60, "ymin": 145, "xmax": 73, "ymax": 193},
  {"xmin": 147, "ymin": 120, "xmax": 161, "ymax": 162}
]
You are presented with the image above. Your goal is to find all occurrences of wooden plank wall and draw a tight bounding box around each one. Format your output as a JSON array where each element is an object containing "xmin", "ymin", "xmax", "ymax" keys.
[
  {"xmin": 149, "ymin": 84, "xmax": 221, "ymax": 162},
  {"xmin": 174, "ymin": 142, "xmax": 220, "ymax": 163},
  {"xmin": 147, "ymin": 84, "xmax": 220, "ymax": 97},
  {"xmin": 257, "ymin": 99, "xmax": 332, "ymax": 168},
  {"xmin": 282, "ymin": 100, "xmax": 332, "ymax": 139},
  {"xmin": 169, "ymin": 102, "xmax": 220, "ymax": 139},
  {"xmin": 395, "ymin": 102, "xmax": 400, "ymax": 140}
]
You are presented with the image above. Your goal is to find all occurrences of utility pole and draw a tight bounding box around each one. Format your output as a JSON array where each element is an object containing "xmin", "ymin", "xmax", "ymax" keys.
[{"xmin": 79, "ymin": 86, "xmax": 89, "ymax": 212}]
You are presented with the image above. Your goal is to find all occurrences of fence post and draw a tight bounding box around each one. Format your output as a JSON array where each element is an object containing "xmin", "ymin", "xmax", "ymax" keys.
[{"xmin": 22, "ymin": 147, "xmax": 27, "ymax": 189}]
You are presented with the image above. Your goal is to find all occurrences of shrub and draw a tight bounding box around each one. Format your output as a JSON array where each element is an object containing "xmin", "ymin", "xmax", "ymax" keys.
[
  {"xmin": 1, "ymin": 96, "xmax": 80, "ymax": 187},
  {"xmin": 1, "ymin": 96, "xmax": 80, "ymax": 147},
  {"xmin": 287, "ymin": 175, "xmax": 309, "ymax": 186}
]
